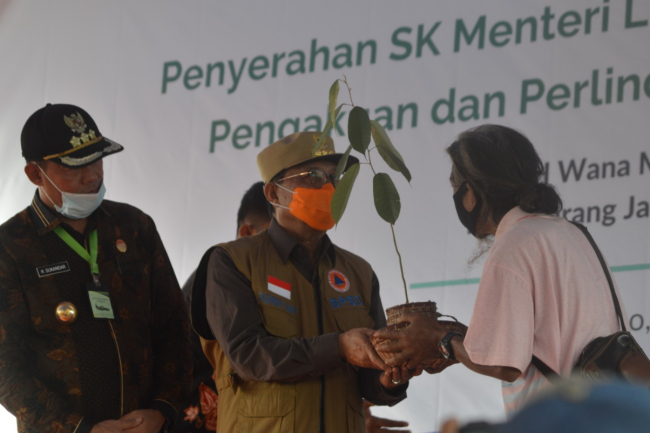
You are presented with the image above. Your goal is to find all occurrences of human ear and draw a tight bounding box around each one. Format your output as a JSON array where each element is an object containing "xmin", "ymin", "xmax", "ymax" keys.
[
  {"xmin": 463, "ymin": 183, "xmax": 478, "ymax": 212},
  {"xmin": 264, "ymin": 182, "xmax": 280, "ymax": 206},
  {"xmin": 24, "ymin": 163, "xmax": 44, "ymax": 186},
  {"xmin": 238, "ymin": 224, "xmax": 253, "ymax": 239}
]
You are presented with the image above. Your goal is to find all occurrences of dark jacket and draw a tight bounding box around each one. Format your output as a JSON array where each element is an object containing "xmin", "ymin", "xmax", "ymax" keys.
[{"xmin": 0, "ymin": 193, "xmax": 192, "ymax": 433}]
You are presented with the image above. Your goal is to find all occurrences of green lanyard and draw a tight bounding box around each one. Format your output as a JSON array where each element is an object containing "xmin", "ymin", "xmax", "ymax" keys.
[{"xmin": 53, "ymin": 226, "xmax": 100, "ymax": 284}]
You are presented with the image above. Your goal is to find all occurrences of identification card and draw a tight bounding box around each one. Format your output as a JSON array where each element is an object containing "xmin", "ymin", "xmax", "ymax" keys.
[{"xmin": 85, "ymin": 282, "xmax": 115, "ymax": 319}]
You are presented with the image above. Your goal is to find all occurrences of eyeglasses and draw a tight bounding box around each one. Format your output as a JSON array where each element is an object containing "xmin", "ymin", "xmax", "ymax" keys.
[{"xmin": 277, "ymin": 169, "xmax": 338, "ymax": 189}]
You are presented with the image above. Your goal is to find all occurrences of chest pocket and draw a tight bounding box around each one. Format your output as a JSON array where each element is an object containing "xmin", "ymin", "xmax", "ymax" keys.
[
  {"xmin": 259, "ymin": 305, "xmax": 299, "ymax": 339},
  {"xmin": 331, "ymin": 308, "xmax": 375, "ymax": 332},
  {"xmin": 237, "ymin": 388, "xmax": 295, "ymax": 433},
  {"xmin": 325, "ymin": 287, "xmax": 375, "ymax": 331}
]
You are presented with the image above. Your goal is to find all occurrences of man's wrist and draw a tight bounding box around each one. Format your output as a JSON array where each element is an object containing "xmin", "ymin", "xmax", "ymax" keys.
[
  {"xmin": 337, "ymin": 331, "xmax": 346, "ymax": 362},
  {"xmin": 439, "ymin": 331, "xmax": 463, "ymax": 361},
  {"xmin": 320, "ymin": 332, "xmax": 346, "ymax": 369}
]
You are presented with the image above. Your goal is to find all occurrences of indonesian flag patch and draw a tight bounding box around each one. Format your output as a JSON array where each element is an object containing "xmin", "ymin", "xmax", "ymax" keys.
[{"xmin": 267, "ymin": 276, "xmax": 292, "ymax": 300}]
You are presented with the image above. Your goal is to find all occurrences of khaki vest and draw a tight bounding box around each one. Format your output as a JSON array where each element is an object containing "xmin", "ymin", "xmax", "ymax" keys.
[{"xmin": 202, "ymin": 234, "xmax": 375, "ymax": 433}]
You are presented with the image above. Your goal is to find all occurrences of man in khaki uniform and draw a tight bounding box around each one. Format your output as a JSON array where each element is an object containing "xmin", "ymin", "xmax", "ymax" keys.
[{"xmin": 191, "ymin": 132, "xmax": 416, "ymax": 433}]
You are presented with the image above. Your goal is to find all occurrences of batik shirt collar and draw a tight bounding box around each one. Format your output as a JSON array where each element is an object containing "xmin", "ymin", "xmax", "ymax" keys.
[{"xmin": 28, "ymin": 189, "xmax": 109, "ymax": 236}]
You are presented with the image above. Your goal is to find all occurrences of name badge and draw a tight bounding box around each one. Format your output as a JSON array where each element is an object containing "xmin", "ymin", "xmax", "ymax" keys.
[
  {"xmin": 85, "ymin": 282, "xmax": 115, "ymax": 319},
  {"xmin": 36, "ymin": 261, "xmax": 70, "ymax": 278}
]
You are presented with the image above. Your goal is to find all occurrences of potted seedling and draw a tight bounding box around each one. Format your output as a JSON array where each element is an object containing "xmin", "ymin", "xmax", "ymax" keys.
[{"xmin": 314, "ymin": 77, "xmax": 466, "ymax": 373}]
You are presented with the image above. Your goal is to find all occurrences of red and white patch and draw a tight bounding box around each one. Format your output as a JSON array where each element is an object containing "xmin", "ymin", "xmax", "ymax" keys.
[
  {"xmin": 267, "ymin": 276, "xmax": 292, "ymax": 300},
  {"xmin": 328, "ymin": 270, "xmax": 350, "ymax": 293}
]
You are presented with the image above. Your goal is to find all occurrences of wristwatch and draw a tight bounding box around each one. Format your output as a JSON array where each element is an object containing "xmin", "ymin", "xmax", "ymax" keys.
[{"xmin": 439, "ymin": 331, "xmax": 463, "ymax": 360}]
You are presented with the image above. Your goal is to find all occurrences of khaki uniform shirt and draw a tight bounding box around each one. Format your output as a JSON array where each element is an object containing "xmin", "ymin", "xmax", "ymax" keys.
[{"xmin": 191, "ymin": 219, "xmax": 406, "ymax": 433}]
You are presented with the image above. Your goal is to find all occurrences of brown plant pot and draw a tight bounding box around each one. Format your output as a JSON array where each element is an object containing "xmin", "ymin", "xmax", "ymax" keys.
[
  {"xmin": 371, "ymin": 301, "xmax": 469, "ymax": 375},
  {"xmin": 386, "ymin": 301, "xmax": 440, "ymax": 326}
]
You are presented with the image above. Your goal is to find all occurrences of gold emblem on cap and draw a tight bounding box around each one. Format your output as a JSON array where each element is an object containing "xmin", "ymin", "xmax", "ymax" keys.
[
  {"xmin": 312, "ymin": 133, "xmax": 335, "ymax": 156},
  {"xmin": 64, "ymin": 112, "xmax": 87, "ymax": 134},
  {"xmin": 64, "ymin": 112, "xmax": 97, "ymax": 148},
  {"xmin": 116, "ymin": 239, "xmax": 127, "ymax": 253},
  {"xmin": 55, "ymin": 302, "xmax": 78, "ymax": 324}
]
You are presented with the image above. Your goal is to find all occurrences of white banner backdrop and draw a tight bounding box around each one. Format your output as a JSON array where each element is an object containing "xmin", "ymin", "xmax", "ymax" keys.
[{"xmin": 1, "ymin": 1, "xmax": 649, "ymax": 431}]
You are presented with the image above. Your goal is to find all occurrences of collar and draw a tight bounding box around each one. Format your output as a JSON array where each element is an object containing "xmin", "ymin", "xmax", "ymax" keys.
[
  {"xmin": 28, "ymin": 189, "xmax": 110, "ymax": 236},
  {"xmin": 267, "ymin": 218, "xmax": 336, "ymax": 265},
  {"xmin": 29, "ymin": 190, "xmax": 62, "ymax": 236}
]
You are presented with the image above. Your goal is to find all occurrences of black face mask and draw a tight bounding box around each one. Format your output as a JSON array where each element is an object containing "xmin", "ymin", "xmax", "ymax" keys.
[{"xmin": 453, "ymin": 182, "xmax": 482, "ymax": 237}]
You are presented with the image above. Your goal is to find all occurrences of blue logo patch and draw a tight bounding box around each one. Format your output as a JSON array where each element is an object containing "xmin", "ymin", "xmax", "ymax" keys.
[
  {"xmin": 259, "ymin": 292, "xmax": 298, "ymax": 315},
  {"xmin": 329, "ymin": 295, "xmax": 364, "ymax": 309}
]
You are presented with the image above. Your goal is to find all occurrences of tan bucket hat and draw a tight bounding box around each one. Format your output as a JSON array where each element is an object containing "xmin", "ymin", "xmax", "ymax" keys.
[{"xmin": 257, "ymin": 131, "xmax": 359, "ymax": 183}]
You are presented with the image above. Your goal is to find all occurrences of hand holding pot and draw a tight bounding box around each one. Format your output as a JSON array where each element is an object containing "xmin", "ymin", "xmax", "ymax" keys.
[
  {"xmin": 379, "ymin": 364, "xmax": 423, "ymax": 390},
  {"xmin": 338, "ymin": 328, "xmax": 390, "ymax": 370},
  {"xmin": 372, "ymin": 312, "xmax": 447, "ymax": 369}
]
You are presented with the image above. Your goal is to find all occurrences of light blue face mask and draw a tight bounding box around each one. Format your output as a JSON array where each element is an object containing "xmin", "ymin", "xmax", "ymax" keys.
[{"xmin": 35, "ymin": 164, "xmax": 106, "ymax": 220}]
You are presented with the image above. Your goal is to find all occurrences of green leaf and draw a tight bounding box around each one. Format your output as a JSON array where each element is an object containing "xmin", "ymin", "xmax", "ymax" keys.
[
  {"xmin": 370, "ymin": 120, "xmax": 412, "ymax": 182},
  {"xmin": 347, "ymin": 106, "xmax": 371, "ymax": 154},
  {"xmin": 328, "ymin": 80, "xmax": 340, "ymax": 129},
  {"xmin": 331, "ymin": 163, "xmax": 360, "ymax": 224},
  {"xmin": 373, "ymin": 173, "xmax": 401, "ymax": 224},
  {"xmin": 335, "ymin": 145, "xmax": 353, "ymax": 181},
  {"xmin": 313, "ymin": 104, "xmax": 343, "ymax": 156}
]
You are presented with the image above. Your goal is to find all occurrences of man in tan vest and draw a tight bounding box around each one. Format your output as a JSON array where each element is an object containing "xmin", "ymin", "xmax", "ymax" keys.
[{"xmin": 191, "ymin": 132, "xmax": 417, "ymax": 433}]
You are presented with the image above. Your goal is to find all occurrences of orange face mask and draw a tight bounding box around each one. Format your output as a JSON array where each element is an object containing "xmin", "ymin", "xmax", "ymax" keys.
[{"xmin": 275, "ymin": 183, "xmax": 336, "ymax": 231}]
